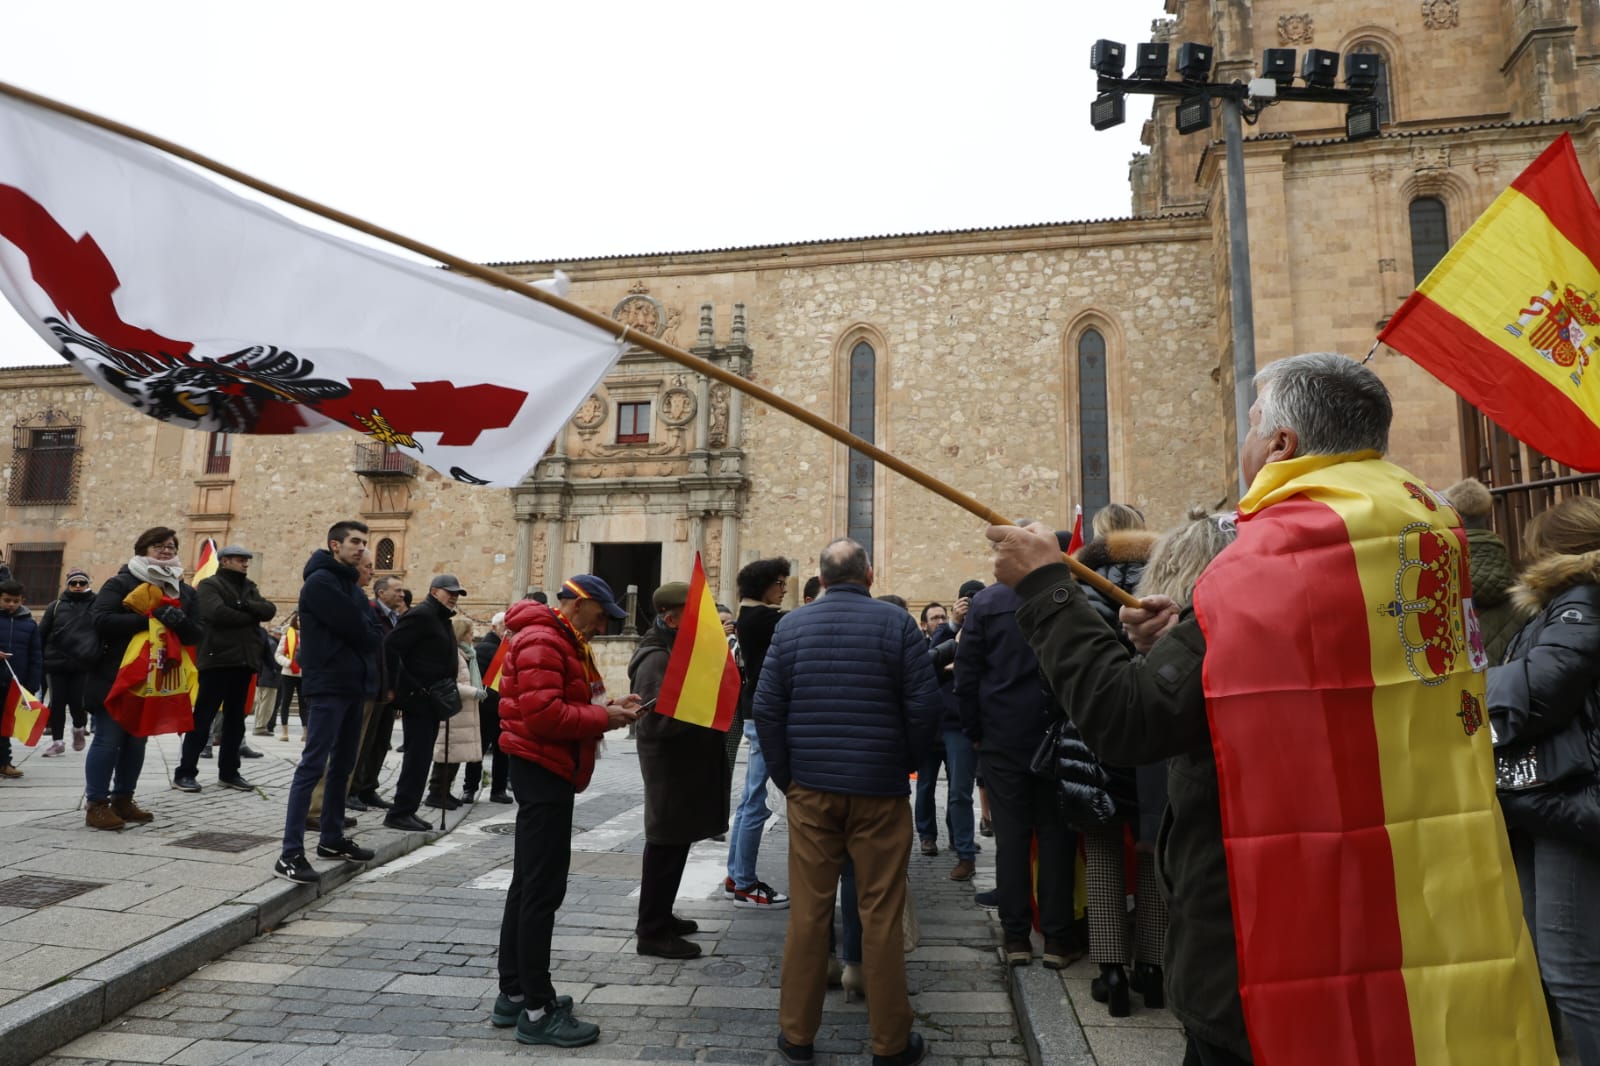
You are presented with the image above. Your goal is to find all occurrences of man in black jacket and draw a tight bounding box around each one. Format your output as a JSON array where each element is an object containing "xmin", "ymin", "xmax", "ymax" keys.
[
  {"xmin": 383, "ymin": 573, "xmax": 466, "ymax": 832},
  {"xmin": 174, "ymin": 546, "xmax": 275, "ymax": 793},
  {"xmin": 349, "ymin": 574, "xmax": 404, "ymax": 810},
  {"xmin": 473, "ymin": 611, "xmax": 510, "ymax": 803},
  {"xmin": 274, "ymin": 521, "xmax": 381, "ymax": 885}
]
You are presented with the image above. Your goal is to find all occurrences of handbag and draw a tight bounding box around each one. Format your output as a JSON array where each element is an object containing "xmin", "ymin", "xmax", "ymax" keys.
[{"xmin": 399, "ymin": 665, "xmax": 462, "ymax": 721}]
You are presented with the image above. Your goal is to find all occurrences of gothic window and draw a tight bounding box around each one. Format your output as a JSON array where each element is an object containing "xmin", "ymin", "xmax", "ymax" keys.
[
  {"xmin": 1351, "ymin": 41, "xmax": 1393, "ymax": 126},
  {"xmin": 205, "ymin": 431, "xmax": 232, "ymax": 475},
  {"xmin": 8, "ymin": 423, "xmax": 80, "ymax": 505},
  {"xmin": 1409, "ymin": 197, "xmax": 1449, "ymax": 285},
  {"xmin": 617, "ymin": 401, "xmax": 651, "ymax": 444},
  {"xmin": 375, "ymin": 537, "xmax": 396, "ymax": 570},
  {"xmin": 1078, "ymin": 329, "xmax": 1110, "ymax": 527},
  {"xmin": 847, "ymin": 340, "xmax": 876, "ymax": 557}
]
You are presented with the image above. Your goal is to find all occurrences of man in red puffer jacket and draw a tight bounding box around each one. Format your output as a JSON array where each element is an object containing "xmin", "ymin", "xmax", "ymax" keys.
[{"xmin": 491, "ymin": 575, "xmax": 640, "ymax": 1049}]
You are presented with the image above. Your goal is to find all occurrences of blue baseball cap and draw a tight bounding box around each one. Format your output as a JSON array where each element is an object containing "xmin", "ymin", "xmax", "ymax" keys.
[{"xmin": 558, "ymin": 574, "xmax": 627, "ymax": 619}]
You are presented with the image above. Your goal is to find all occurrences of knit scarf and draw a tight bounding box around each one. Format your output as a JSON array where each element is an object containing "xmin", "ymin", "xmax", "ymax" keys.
[
  {"xmin": 551, "ymin": 608, "xmax": 605, "ymax": 701},
  {"xmin": 128, "ymin": 556, "xmax": 185, "ymax": 595}
]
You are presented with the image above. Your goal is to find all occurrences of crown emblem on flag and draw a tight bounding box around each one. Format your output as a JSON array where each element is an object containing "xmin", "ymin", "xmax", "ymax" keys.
[
  {"xmin": 1377, "ymin": 523, "xmax": 1466, "ymax": 686},
  {"xmin": 1457, "ymin": 690, "xmax": 1485, "ymax": 737},
  {"xmin": 1504, "ymin": 282, "xmax": 1600, "ymax": 387}
]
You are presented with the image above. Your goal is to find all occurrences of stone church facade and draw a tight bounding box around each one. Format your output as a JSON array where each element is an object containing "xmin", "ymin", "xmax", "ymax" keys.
[{"xmin": 1, "ymin": 0, "xmax": 1595, "ymax": 685}]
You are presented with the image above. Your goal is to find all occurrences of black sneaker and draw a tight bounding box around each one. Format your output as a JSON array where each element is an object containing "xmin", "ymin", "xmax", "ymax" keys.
[
  {"xmin": 273, "ymin": 852, "xmax": 321, "ymax": 885},
  {"xmin": 975, "ymin": 889, "xmax": 999, "ymax": 909},
  {"xmin": 777, "ymin": 1033, "xmax": 815, "ymax": 1063},
  {"xmin": 218, "ymin": 774, "xmax": 255, "ymax": 791},
  {"xmin": 345, "ymin": 796, "xmax": 370, "ymax": 812},
  {"xmin": 492, "ymin": 992, "xmax": 573, "ymax": 1028},
  {"xmin": 384, "ymin": 812, "xmax": 432, "ymax": 832},
  {"xmin": 171, "ymin": 773, "xmax": 202, "ymax": 793},
  {"xmin": 239, "ymin": 745, "xmax": 263, "ymax": 759},
  {"xmin": 315, "ymin": 838, "xmax": 375, "ymax": 862},
  {"xmin": 515, "ymin": 1001, "xmax": 598, "ymax": 1047},
  {"xmin": 872, "ymin": 1032, "xmax": 929, "ymax": 1066},
  {"xmin": 489, "ymin": 791, "xmax": 513, "ymax": 804}
]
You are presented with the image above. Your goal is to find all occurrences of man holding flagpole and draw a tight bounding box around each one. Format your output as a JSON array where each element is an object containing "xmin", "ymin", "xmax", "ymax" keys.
[{"xmin": 988, "ymin": 353, "xmax": 1556, "ymax": 1066}]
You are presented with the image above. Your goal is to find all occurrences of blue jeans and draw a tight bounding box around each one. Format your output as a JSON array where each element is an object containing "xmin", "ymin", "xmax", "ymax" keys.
[
  {"xmin": 913, "ymin": 742, "xmax": 945, "ymax": 843},
  {"xmin": 726, "ymin": 718, "xmax": 772, "ymax": 887},
  {"xmin": 85, "ymin": 708, "xmax": 147, "ymax": 802},
  {"xmin": 942, "ymin": 730, "xmax": 978, "ymax": 862},
  {"xmin": 281, "ymin": 692, "xmax": 366, "ymax": 857},
  {"xmin": 1513, "ymin": 830, "xmax": 1600, "ymax": 1066}
]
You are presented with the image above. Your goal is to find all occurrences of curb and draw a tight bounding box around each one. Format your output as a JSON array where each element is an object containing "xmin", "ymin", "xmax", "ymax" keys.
[
  {"xmin": 1007, "ymin": 958, "xmax": 1098, "ymax": 1066},
  {"xmin": 0, "ymin": 817, "xmax": 463, "ymax": 1066}
]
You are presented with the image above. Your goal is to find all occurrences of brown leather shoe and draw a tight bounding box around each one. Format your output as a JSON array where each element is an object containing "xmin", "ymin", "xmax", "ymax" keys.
[
  {"xmin": 1042, "ymin": 938, "xmax": 1084, "ymax": 970},
  {"xmin": 0, "ymin": 764, "xmax": 23, "ymax": 779},
  {"xmin": 110, "ymin": 795, "xmax": 154, "ymax": 824},
  {"xmin": 1004, "ymin": 939, "xmax": 1033, "ymax": 967},
  {"xmin": 85, "ymin": 800, "xmax": 125, "ymax": 831},
  {"xmin": 918, "ymin": 837, "xmax": 939, "ymax": 857},
  {"xmin": 949, "ymin": 860, "xmax": 976, "ymax": 882}
]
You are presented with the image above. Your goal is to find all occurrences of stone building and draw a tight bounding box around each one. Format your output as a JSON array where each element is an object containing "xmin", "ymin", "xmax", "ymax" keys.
[{"xmin": 2, "ymin": 0, "xmax": 1595, "ymax": 689}]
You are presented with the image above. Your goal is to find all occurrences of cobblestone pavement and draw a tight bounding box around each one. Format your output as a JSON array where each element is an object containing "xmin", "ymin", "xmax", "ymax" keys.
[{"xmin": 36, "ymin": 737, "xmax": 1038, "ymax": 1065}]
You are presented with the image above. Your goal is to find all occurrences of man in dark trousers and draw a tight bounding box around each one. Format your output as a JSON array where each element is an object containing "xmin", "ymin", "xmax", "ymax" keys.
[
  {"xmin": 174, "ymin": 546, "xmax": 275, "ymax": 793},
  {"xmin": 273, "ymin": 521, "xmax": 381, "ymax": 885},
  {"xmin": 474, "ymin": 611, "xmax": 511, "ymax": 804},
  {"xmin": 350, "ymin": 574, "xmax": 404, "ymax": 810},
  {"xmin": 383, "ymin": 573, "xmax": 465, "ymax": 832}
]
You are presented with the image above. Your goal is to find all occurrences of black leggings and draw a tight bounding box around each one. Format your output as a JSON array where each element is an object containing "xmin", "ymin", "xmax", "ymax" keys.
[{"xmin": 46, "ymin": 672, "xmax": 89, "ymax": 741}]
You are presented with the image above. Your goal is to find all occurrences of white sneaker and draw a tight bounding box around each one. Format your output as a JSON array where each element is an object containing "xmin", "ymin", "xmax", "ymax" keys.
[{"xmin": 40, "ymin": 741, "xmax": 66, "ymax": 758}]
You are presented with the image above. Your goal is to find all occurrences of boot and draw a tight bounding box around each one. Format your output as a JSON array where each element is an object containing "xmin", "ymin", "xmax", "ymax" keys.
[
  {"xmin": 110, "ymin": 795, "xmax": 154, "ymax": 824},
  {"xmin": 1090, "ymin": 963, "xmax": 1130, "ymax": 1017},
  {"xmin": 85, "ymin": 800, "xmax": 125, "ymax": 831},
  {"xmin": 1133, "ymin": 961, "xmax": 1165, "ymax": 1009}
]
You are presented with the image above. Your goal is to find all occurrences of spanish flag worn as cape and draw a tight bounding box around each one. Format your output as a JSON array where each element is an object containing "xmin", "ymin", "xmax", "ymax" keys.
[
  {"xmin": 1192, "ymin": 453, "xmax": 1554, "ymax": 1065},
  {"xmin": 654, "ymin": 553, "xmax": 739, "ymax": 731},
  {"xmin": 104, "ymin": 608, "xmax": 198, "ymax": 738},
  {"xmin": 2, "ymin": 668, "xmax": 47, "ymax": 746}
]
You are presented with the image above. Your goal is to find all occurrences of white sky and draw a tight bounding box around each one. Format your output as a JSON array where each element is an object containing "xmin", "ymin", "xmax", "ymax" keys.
[{"xmin": 0, "ymin": 1, "xmax": 1162, "ymax": 368}]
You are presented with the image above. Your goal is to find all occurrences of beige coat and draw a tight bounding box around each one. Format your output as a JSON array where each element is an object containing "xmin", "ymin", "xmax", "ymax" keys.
[{"xmin": 433, "ymin": 643, "xmax": 484, "ymax": 765}]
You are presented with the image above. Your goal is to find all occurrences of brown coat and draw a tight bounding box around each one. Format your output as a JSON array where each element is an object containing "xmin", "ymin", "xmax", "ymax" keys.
[{"xmin": 629, "ymin": 621, "xmax": 730, "ymax": 845}]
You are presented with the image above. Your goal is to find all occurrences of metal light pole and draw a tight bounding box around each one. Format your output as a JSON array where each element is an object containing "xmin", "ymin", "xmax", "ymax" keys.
[{"xmin": 1221, "ymin": 96, "xmax": 1257, "ymax": 494}]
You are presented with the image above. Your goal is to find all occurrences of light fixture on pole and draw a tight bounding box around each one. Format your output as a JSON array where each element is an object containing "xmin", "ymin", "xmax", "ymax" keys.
[
  {"xmin": 1091, "ymin": 92, "xmax": 1127, "ymax": 131},
  {"xmin": 1301, "ymin": 48, "xmax": 1339, "ymax": 88},
  {"xmin": 1345, "ymin": 100, "xmax": 1382, "ymax": 141},
  {"xmin": 1344, "ymin": 53, "xmax": 1381, "ymax": 90},
  {"xmin": 1262, "ymin": 48, "xmax": 1297, "ymax": 87},
  {"xmin": 1176, "ymin": 94, "xmax": 1212, "ymax": 134},
  {"xmin": 1091, "ymin": 39, "xmax": 1126, "ymax": 79},
  {"xmin": 1132, "ymin": 42, "xmax": 1169, "ymax": 80},
  {"xmin": 1177, "ymin": 42, "xmax": 1214, "ymax": 83}
]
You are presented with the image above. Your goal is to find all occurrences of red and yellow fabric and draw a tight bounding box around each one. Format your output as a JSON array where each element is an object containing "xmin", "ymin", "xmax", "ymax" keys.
[
  {"xmin": 483, "ymin": 638, "xmax": 508, "ymax": 693},
  {"xmin": 654, "ymin": 553, "xmax": 739, "ymax": 732},
  {"xmin": 194, "ymin": 538, "xmax": 219, "ymax": 584},
  {"xmin": 1379, "ymin": 133, "xmax": 1600, "ymax": 471},
  {"xmin": 104, "ymin": 608, "xmax": 198, "ymax": 739},
  {"xmin": 2, "ymin": 671, "xmax": 47, "ymax": 746},
  {"xmin": 281, "ymin": 627, "xmax": 301, "ymax": 676},
  {"xmin": 1193, "ymin": 452, "xmax": 1554, "ymax": 1065}
]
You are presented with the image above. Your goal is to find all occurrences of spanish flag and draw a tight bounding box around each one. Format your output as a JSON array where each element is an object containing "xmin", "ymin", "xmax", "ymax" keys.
[
  {"xmin": 104, "ymin": 613, "xmax": 198, "ymax": 738},
  {"xmin": 1379, "ymin": 133, "xmax": 1600, "ymax": 470},
  {"xmin": 1193, "ymin": 453, "xmax": 1554, "ymax": 1065},
  {"xmin": 483, "ymin": 638, "xmax": 508, "ymax": 693},
  {"xmin": 654, "ymin": 553, "xmax": 739, "ymax": 731},
  {"xmin": 194, "ymin": 538, "xmax": 219, "ymax": 584},
  {"xmin": 2, "ymin": 668, "xmax": 47, "ymax": 746}
]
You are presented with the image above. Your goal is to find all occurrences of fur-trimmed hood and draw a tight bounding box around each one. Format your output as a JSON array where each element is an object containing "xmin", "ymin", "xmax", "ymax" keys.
[
  {"xmin": 1511, "ymin": 549, "xmax": 1600, "ymax": 613},
  {"xmin": 1075, "ymin": 530, "xmax": 1159, "ymax": 570}
]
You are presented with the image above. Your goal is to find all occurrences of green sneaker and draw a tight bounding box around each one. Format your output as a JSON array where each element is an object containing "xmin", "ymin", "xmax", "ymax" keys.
[
  {"xmin": 492, "ymin": 992, "xmax": 573, "ymax": 1028},
  {"xmin": 515, "ymin": 1002, "xmax": 598, "ymax": 1047}
]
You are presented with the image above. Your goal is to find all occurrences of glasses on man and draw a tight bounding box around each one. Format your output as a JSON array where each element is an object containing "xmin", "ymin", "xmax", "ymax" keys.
[{"xmin": 67, "ymin": 580, "xmax": 90, "ymax": 589}]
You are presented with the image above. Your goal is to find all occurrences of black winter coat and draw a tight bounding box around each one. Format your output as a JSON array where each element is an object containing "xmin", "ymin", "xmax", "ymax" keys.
[
  {"xmin": 296, "ymin": 550, "xmax": 381, "ymax": 699},
  {"xmin": 754, "ymin": 583, "xmax": 942, "ymax": 797},
  {"xmin": 0, "ymin": 606, "xmax": 43, "ymax": 692},
  {"xmin": 88, "ymin": 568, "xmax": 204, "ymax": 687},
  {"xmin": 384, "ymin": 594, "xmax": 458, "ymax": 711},
  {"xmin": 954, "ymin": 583, "xmax": 1057, "ymax": 757},
  {"xmin": 629, "ymin": 621, "xmax": 730, "ymax": 844},
  {"xmin": 734, "ymin": 602, "xmax": 782, "ymax": 721},
  {"xmin": 1487, "ymin": 550, "xmax": 1600, "ymax": 847},
  {"xmin": 195, "ymin": 569, "xmax": 276, "ymax": 672},
  {"xmin": 475, "ymin": 631, "xmax": 501, "ymax": 721},
  {"xmin": 40, "ymin": 591, "xmax": 97, "ymax": 672}
]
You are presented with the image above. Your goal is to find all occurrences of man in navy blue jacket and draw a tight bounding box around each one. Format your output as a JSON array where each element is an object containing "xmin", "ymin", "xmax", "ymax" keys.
[
  {"xmin": 0, "ymin": 579, "xmax": 43, "ymax": 778},
  {"xmin": 754, "ymin": 538, "xmax": 941, "ymax": 1066},
  {"xmin": 273, "ymin": 521, "xmax": 383, "ymax": 885}
]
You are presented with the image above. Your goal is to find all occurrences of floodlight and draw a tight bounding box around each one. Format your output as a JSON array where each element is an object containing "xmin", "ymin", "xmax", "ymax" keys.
[
  {"xmin": 1091, "ymin": 39, "xmax": 1126, "ymax": 79},
  {"xmin": 1346, "ymin": 100, "xmax": 1382, "ymax": 141},
  {"xmin": 1177, "ymin": 42, "xmax": 1214, "ymax": 82},
  {"xmin": 1175, "ymin": 94, "xmax": 1212, "ymax": 135},
  {"xmin": 1132, "ymin": 42, "xmax": 1169, "ymax": 80},
  {"xmin": 1344, "ymin": 52, "xmax": 1381, "ymax": 90},
  {"xmin": 1262, "ymin": 48, "xmax": 1297, "ymax": 86},
  {"xmin": 1301, "ymin": 48, "xmax": 1339, "ymax": 88},
  {"xmin": 1091, "ymin": 92, "xmax": 1127, "ymax": 131}
]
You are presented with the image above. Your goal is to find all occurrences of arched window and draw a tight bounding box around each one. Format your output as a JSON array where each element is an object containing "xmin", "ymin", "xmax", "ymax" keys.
[
  {"xmin": 1409, "ymin": 197, "xmax": 1449, "ymax": 285},
  {"xmin": 847, "ymin": 340, "xmax": 876, "ymax": 556},
  {"xmin": 1077, "ymin": 329, "xmax": 1110, "ymax": 527},
  {"xmin": 375, "ymin": 537, "xmax": 395, "ymax": 570},
  {"xmin": 1351, "ymin": 41, "xmax": 1393, "ymax": 126}
]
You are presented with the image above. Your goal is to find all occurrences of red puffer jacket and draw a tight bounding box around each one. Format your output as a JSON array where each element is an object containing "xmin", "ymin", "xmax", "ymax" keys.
[{"xmin": 497, "ymin": 599, "xmax": 611, "ymax": 791}]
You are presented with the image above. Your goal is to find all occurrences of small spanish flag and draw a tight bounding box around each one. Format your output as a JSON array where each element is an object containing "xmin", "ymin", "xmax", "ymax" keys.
[
  {"xmin": 1380, "ymin": 133, "xmax": 1600, "ymax": 470},
  {"xmin": 654, "ymin": 553, "xmax": 739, "ymax": 731},
  {"xmin": 2, "ymin": 667, "xmax": 48, "ymax": 746},
  {"xmin": 194, "ymin": 538, "xmax": 219, "ymax": 584},
  {"xmin": 1066, "ymin": 505, "xmax": 1084, "ymax": 555},
  {"xmin": 483, "ymin": 637, "xmax": 508, "ymax": 693}
]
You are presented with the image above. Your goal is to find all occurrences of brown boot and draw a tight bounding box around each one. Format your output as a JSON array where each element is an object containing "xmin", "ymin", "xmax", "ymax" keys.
[
  {"xmin": 85, "ymin": 800, "xmax": 125, "ymax": 831},
  {"xmin": 110, "ymin": 794, "xmax": 154, "ymax": 824}
]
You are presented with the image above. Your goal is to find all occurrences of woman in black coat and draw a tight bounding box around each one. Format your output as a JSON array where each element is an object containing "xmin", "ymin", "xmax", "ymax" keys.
[{"xmin": 1487, "ymin": 497, "xmax": 1600, "ymax": 1066}]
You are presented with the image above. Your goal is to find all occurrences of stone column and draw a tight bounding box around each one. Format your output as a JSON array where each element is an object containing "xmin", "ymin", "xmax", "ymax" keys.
[
  {"xmin": 513, "ymin": 514, "xmax": 532, "ymax": 600},
  {"xmin": 694, "ymin": 377, "xmax": 710, "ymax": 452},
  {"xmin": 544, "ymin": 517, "xmax": 564, "ymax": 592},
  {"xmin": 720, "ymin": 513, "xmax": 740, "ymax": 607},
  {"xmin": 725, "ymin": 374, "xmax": 744, "ymax": 450}
]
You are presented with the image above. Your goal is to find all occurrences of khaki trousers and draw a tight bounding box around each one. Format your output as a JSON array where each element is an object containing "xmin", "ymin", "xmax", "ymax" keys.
[
  {"xmin": 781, "ymin": 786, "xmax": 912, "ymax": 1056},
  {"xmin": 250, "ymin": 685, "xmax": 278, "ymax": 735},
  {"xmin": 309, "ymin": 700, "xmax": 374, "ymax": 818}
]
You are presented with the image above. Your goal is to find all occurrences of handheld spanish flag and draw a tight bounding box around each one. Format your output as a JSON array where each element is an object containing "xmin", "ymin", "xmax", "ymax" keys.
[
  {"xmin": 1379, "ymin": 133, "xmax": 1600, "ymax": 470},
  {"xmin": 654, "ymin": 553, "xmax": 739, "ymax": 732},
  {"xmin": 104, "ymin": 606, "xmax": 199, "ymax": 738},
  {"xmin": 2, "ymin": 665, "xmax": 47, "ymax": 746},
  {"xmin": 1066, "ymin": 505, "xmax": 1084, "ymax": 555},
  {"xmin": 1194, "ymin": 454, "xmax": 1554, "ymax": 1065},
  {"xmin": 483, "ymin": 637, "xmax": 508, "ymax": 693},
  {"xmin": 194, "ymin": 538, "xmax": 219, "ymax": 584}
]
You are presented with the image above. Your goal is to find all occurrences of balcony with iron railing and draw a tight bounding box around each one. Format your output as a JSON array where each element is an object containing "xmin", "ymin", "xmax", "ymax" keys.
[{"xmin": 353, "ymin": 442, "xmax": 418, "ymax": 477}]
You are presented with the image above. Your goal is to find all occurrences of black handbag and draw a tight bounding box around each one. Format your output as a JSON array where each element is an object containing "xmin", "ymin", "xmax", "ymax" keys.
[
  {"xmin": 399, "ymin": 666, "xmax": 462, "ymax": 721},
  {"xmin": 1031, "ymin": 716, "xmax": 1116, "ymax": 827}
]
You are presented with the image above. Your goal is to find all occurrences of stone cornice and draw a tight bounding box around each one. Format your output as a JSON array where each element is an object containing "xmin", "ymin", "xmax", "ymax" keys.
[{"xmin": 0, "ymin": 364, "xmax": 86, "ymax": 389}]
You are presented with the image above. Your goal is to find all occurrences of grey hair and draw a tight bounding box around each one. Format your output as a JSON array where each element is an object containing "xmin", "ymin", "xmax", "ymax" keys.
[
  {"xmin": 1254, "ymin": 353, "xmax": 1391, "ymax": 457},
  {"xmin": 819, "ymin": 538, "xmax": 870, "ymax": 586},
  {"xmin": 1135, "ymin": 507, "xmax": 1240, "ymax": 608},
  {"xmin": 491, "ymin": 611, "xmax": 506, "ymax": 626}
]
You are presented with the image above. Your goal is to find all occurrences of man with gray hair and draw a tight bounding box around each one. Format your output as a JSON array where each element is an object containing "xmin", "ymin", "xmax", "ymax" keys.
[
  {"xmin": 754, "ymin": 538, "xmax": 942, "ymax": 1066},
  {"xmin": 987, "ymin": 353, "xmax": 1552, "ymax": 1066}
]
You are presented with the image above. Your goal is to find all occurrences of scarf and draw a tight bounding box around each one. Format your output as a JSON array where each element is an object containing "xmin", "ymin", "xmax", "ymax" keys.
[
  {"xmin": 551, "ymin": 607, "xmax": 605, "ymax": 700},
  {"xmin": 459, "ymin": 640, "xmax": 483, "ymax": 691},
  {"xmin": 128, "ymin": 556, "xmax": 184, "ymax": 596}
]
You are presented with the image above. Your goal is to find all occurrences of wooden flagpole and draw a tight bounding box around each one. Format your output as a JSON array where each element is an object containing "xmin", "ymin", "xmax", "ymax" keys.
[{"xmin": 0, "ymin": 79, "xmax": 1143, "ymax": 610}]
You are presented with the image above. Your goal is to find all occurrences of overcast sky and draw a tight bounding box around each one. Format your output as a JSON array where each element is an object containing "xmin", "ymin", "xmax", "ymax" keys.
[{"xmin": 0, "ymin": 2, "xmax": 1164, "ymax": 368}]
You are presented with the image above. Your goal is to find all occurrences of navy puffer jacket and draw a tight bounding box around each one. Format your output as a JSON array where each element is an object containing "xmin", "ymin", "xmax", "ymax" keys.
[{"xmin": 753, "ymin": 583, "xmax": 942, "ymax": 797}]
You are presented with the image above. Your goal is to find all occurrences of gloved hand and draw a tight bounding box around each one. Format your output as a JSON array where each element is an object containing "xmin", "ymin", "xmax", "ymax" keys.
[{"xmin": 152, "ymin": 605, "xmax": 187, "ymax": 630}]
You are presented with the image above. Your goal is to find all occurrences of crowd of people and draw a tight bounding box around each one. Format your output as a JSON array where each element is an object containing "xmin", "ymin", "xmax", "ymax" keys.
[{"xmin": 2, "ymin": 353, "xmax": 1596, "ymax": 1065}]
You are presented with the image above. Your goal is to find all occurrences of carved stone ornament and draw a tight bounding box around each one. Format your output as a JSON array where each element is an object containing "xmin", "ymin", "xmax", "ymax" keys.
[
  {"xmin": 708, "ymin": 384, "xmax": 730, "ymax": 448},
  {"xmin": 1277, "ymin": 14, "xmax": 1314, "ymax": 45},
  {"xmin": 1412, "ymin": 144, "xmax": 1451, "ymax": 172},
  {"xmin": 659, "ymin": 386, "xmax": 697, "ymax": 427},
  {"xmin": 1421, "ymin": 0, "xmax": 1459, "ymax": 30},
  {"xmin": 1379, "ymin": 258, "xmax": 1398, "ymax": 273},
  {"xmin": 613, "ymin": 293, "xmax": 666, "ymax": 339},
  {"xmin": 573, "ymin": 393, "xmax": 607, "ymax": 431}
]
